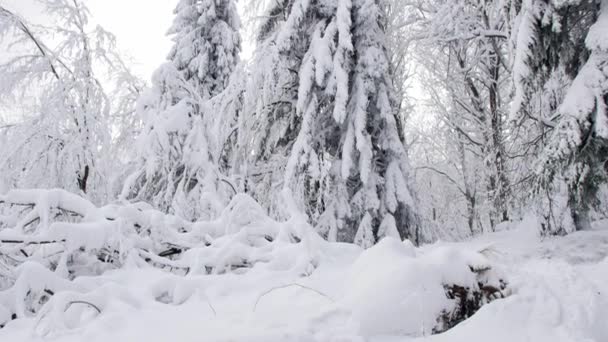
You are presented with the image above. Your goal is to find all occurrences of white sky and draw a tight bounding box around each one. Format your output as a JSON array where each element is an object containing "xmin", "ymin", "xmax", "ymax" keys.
[
  {"xmin": 86, "ymin": 0, "xmax": 176, "ymax": 79},
  {"xmin": 2, "ymin": 0, "xmax": 200, "ymax": 81},
  {"xmin": 1, "ymin": 0, "xmax": 255, "ymax": 81},
  {"xmin": 0, "ymin": 0, "xmax": 259, "ymax": 122}
]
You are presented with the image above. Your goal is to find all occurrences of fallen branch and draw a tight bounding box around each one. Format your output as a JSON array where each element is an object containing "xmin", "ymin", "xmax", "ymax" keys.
[
  {"xmin": 158, "ymin": 247, "xmax": 184, "ymax": 258},
  {"xmin": 0, "ymin": 238, "xmax": 65, "ymax": 246}
]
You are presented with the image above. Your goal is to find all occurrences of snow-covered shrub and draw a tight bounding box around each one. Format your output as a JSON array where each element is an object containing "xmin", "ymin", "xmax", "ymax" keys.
[
  {"xmin": 0, "ymin": 189, "xmax": 321, "ymax": 327},
  {"xmin": 342, "ymin": 238, "xmax": 508, "ymax": 336},
  {"xmin": 434, "ymin": 259, "xmax": 508, "ymax": 333}
]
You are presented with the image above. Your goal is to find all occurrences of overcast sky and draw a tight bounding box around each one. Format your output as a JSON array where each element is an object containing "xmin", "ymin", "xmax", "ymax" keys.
[
  {"xmin": 2, "ymin": 0, "xmax": 257, "ymax": 81},
  {"xmin": 2, "ymin": 0, "xmax": 179, "ymax": 80}
]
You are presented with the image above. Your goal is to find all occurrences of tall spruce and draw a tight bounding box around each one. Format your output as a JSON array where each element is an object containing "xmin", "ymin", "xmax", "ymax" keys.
[
  {"xmin": 277, "ymin": 0, "xmax": 419, "ymax": 244},
  {"xmin": 232, "ymin": 0, "xmax": 305, "ymax": 216},
  {"xmin": 123, "ymin": 0, "xmax": 241, "ymax": 220}
]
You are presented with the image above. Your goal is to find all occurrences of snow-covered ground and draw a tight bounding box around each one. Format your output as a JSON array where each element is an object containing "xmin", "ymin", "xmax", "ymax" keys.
[{"xmin": 1, "ymin": 218, "xmax": 607, "ymax": 342}]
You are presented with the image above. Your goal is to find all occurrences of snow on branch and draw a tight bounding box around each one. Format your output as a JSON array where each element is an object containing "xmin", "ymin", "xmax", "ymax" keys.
[{"xmin": 0, "ymin": 188, "xmax": 323, "ymax": 328}]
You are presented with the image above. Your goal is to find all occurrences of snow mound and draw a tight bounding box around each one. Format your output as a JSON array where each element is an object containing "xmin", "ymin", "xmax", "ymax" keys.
[
  {"xmin": 342, "ymin": 237, "xmax": 506, "ymax": 336},
  {"xmin": 430, "ymin": 259, "xmax": 608, "ymax": 342}
]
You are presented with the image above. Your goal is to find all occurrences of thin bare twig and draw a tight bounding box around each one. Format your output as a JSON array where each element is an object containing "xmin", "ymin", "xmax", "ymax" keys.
[
  {"xmin": 65, "ymin": 300, "xmax": 102, "ymax": 314},
  {"xmin": 253, "ymin": 284, "xmax": 333, "ymax": 312}
]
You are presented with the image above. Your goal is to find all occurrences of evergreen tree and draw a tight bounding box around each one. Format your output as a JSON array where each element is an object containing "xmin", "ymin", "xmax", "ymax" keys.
[
  {"xmin": 511, "ymin": 0, "xmax": 607, "ymax": 233},
  {"xmin": 278, "ymin": 0, "xmax": 420, "ymax": 244},
  {"xmin": 168, "ymin": 0, "xmax": 241, "ymax": 100},
  {"xmin": 123, "ymin": 0, "xmax": 241, "ymax": 220},
  {"xmin": 232, "ymin": 0, "xmax": 305, "ymax": 216}
]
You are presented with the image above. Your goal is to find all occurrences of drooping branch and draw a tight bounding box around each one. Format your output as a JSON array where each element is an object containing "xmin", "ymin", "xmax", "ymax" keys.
[
  {"xmin": 416, "ymin": 166, "xmax": 466, "ymax": 196},
  {"xmin": 253, "ymin": 283, "xmax": 334, "ymax": 312},
  {"xmin": 0, "ymin": 6, "xmax": 61, "ymax": 80}
]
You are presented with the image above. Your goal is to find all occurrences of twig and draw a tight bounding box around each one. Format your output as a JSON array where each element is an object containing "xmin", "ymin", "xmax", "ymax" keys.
[
  {"xmin": 158, "ymin": 248, "xmax": 183, "ymax": 258},
  {"xmin": 0, "ymin": 239, "xmax": 65, "ymax": 246},
  {"xmin": 253, "ymin": 284, "xmax": 333, "ymax": 312},
  {"xmin": 205, "ymin": 299, "xmax": 217, "ymax": 316},
  {"xmin": 65, "ymin": 301, "xmax": 102, "ymax": 315},
  {"xmin": 220, "ymin": 178, "xmax": 237, "ymax": 196}
]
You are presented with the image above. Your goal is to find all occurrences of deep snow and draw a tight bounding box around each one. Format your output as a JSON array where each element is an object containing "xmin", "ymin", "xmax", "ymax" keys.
[{"xmin": 1, "ymin": 218, "xmax": 607, "ymax": 342}]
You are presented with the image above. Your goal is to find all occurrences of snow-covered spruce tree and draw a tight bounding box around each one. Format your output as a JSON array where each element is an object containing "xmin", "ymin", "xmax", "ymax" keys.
[
  {"xmin": 0, "ymin": 1, "xmax": 140, "ymax": 204},
  {"xmin": 168, "ymin": 0, "xmax": 241, "ymax": 100},
  {"xmin": 280, "ymin": 0, "xmax": 419, "ymax": 244},
  {"xmin": 232, "ymin": 0, "xmax": 305, "ymax": 216},
  {"xmin": 123, "ymin": 0, "xmax": 241, "ymax": 220},
  {"xmin": 510, "ymin": 0, "xmax": 606, "ymax": 233}
]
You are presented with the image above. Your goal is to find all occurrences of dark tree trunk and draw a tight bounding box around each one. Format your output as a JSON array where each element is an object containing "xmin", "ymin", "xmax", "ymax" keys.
[{"xmin": 78, "ymin": 165, "xmax": 90, "ymax": 194}]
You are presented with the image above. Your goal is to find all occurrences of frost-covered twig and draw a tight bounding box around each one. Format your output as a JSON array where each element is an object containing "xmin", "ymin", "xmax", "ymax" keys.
[
  {"xmin": 253, "ymin": 284, "xmax": 333, "ymax": 312},
  {"xmin": 65, "ymin": 301, "xmax": 101, "ymax": 315}
]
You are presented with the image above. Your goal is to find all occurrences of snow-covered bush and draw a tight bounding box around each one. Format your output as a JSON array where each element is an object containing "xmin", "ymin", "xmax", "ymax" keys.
[
  {"xmin": 0, "ymin": 189, "xmax": 321, "ymax": 327},
  {"xmin": 342, "ymin": 238, "xmax": 508, "ymax": 336},
  {"xmin": 0, "ymin": 188, "xmax": 510, "ymax": 336}
]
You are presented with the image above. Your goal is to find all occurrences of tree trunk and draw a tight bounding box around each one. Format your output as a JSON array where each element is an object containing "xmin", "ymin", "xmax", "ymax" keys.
[
  {"xmin": 487, "ymin": 42, "xmax": 510, "ymax": 228},
  {"xmin": 77, "ymin": 165, "xmax": 90, "ymax": 194}
]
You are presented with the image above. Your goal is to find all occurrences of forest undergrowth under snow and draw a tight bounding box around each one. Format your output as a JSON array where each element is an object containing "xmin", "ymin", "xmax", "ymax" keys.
[
  {"xmin": 0, "ymin": 0, "xmax": 607, "ymax": 340},
  {"xmin": 0, "ymin": 189, "xmax": 606, "ymax": 341}
]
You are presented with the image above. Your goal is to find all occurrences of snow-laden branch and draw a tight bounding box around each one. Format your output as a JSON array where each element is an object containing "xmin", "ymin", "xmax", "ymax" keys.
[{"xmin": 0, "ymin": 188, "xmax": 323, "ymax": 327}]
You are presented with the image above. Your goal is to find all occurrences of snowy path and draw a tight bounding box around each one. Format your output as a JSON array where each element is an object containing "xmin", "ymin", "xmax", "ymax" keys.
[{"xmin": 1, "ymin": 221, "xmax": 607, "ymax": 342}]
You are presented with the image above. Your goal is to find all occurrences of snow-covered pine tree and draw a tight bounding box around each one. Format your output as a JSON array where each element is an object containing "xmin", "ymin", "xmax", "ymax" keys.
[
  {"xmin": 123, "ymin": 0, "xmax": 241, "ymax": 220},
  {"xmin": 282, "ymin": 0, "xmax": 420, "ymax": 244},
  {"xmin": 510, "ymin": 0, "xmax": 607, "ymax": 233}
]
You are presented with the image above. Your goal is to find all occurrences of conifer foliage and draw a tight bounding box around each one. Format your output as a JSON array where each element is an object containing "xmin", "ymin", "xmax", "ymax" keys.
[
  {"xmin": 283, "ymin": 0, "xmax": 419, "ymax": 244},
  {"xmin": 1, "ymin": 2, "xmax": 608, "ymax": 337},
  {"xmin": 510, "ymin": 0, "xmax": 608, "ymax": 233},
  {"xmin": 124, "ymin": 0, "xmax": 241, "ymax": 221},
  {"xmin": 2, "ymin": 0, "xmax": 607, "ymax": 251},
  {"xmin": 233, "ymin": 0, "xmax": 419, "ymax": 244}
]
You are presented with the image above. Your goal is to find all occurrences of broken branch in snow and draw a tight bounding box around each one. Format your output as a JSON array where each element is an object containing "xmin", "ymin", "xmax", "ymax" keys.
[{"xmin": 0, "ymin": 238, "xmax": 65, "ymax": 246}]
